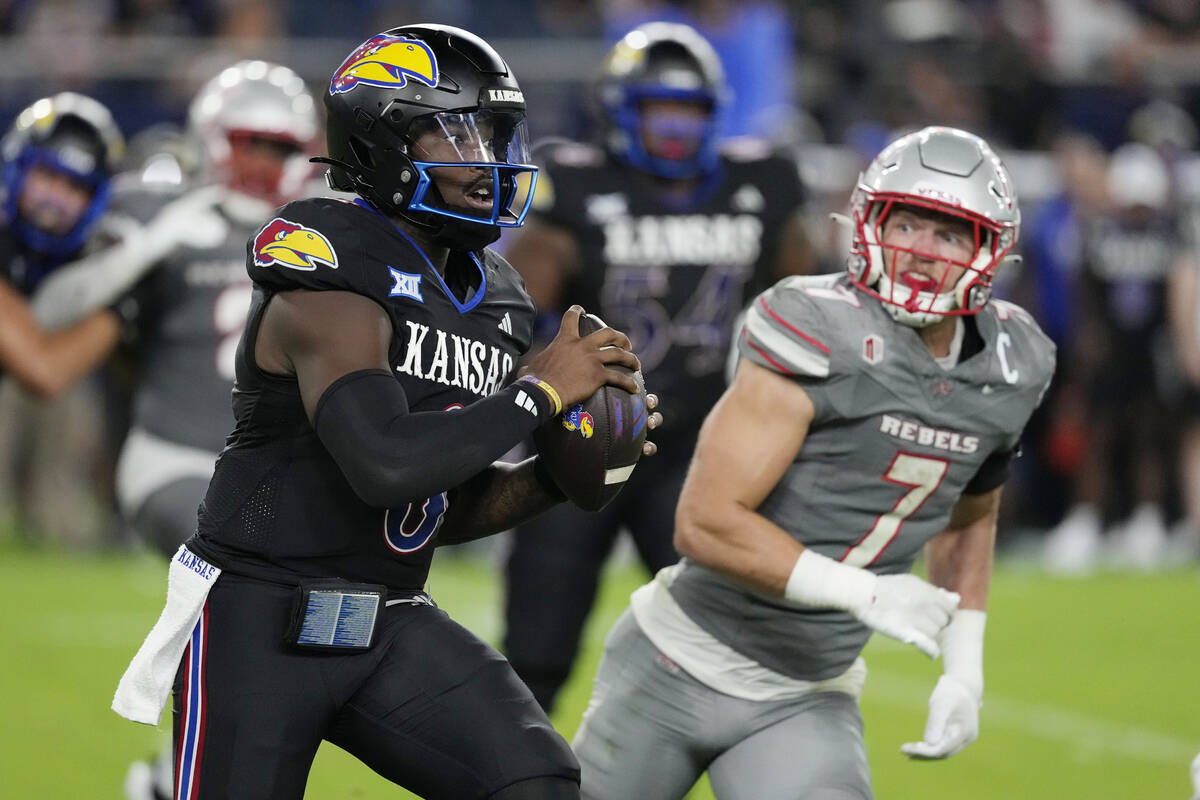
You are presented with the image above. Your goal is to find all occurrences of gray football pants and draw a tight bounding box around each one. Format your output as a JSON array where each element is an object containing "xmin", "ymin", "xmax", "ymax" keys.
[
  {"xmin": 129, "ymin": 475, "xmax": 210, "ymax": 558},
  {"xmin": 573, "ymin": 611, "xmax": 872, "ymax": 800}
]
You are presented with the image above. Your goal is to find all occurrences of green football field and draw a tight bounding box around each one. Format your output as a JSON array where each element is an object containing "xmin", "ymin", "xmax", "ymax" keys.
[{"xmin": 2, "ymin": 533, "xmax": 1197, "ymax": 799}]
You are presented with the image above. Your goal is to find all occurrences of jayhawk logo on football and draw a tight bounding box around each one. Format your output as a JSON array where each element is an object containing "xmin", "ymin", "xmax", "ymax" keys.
[
  {"xmin": 329, "ymin": 34, "xmax": 438, "ymax": 95},
  {"xmin": 253, "ymin": 218, "xmax": 338, "ymax": 271},
  {"xmin": 561, "ymin": 405, "xmax": 594, "ymax": 439}
]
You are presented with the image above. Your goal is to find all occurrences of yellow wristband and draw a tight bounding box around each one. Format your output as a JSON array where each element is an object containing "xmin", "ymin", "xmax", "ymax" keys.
[{"xmin": 519, "ymin": 375, "xmax": 563, "ymax": 415}]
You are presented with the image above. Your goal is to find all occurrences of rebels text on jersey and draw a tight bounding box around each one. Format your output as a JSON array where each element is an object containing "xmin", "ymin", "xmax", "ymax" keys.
[
  {"xmin": 668, "ymin": 273, "xmax": 1056, "ymax": 680},
  {"xmin": 189, "ymin": 197, "xmax": 536, "ymax": 590},
  {"xmin": 535, "ymin": 140, "xmax": 803, "ymax": 441}
]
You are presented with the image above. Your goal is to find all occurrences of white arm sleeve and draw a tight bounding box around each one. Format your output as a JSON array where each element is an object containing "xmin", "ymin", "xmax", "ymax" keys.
[
  {"xmin": 31, "ymin": 185, "xmax": 228, "ymax": 328},
  {"xmin": 31, "ymin": 215, "xmax": 163, "ymax": 328}
]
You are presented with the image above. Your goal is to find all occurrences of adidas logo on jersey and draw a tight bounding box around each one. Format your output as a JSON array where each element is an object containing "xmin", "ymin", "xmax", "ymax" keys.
[
  {"xmin": 498, "ymin": 312, "xmax": 513, "ymax": 335},
  {"xmin": 514, "ymin": 389, "xmax": 539, "ymax": 416}
]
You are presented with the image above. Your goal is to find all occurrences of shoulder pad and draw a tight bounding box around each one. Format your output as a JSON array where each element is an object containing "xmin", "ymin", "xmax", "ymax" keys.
[
  {"xmin": 539, "ymin": 140, "xmax": 605, "ymax": 169},
  {"xmin": 980, "ymin": 299, "xmax": 1058, "ymax": 396},
  {"xmin": 109, "ymin": 184, "xmax": 188, "ymax": 225},
  {"xmin": 738, "ymin": 274, "xmax": 847, "ymax": 378},
  {"xmin": 247, "ymin": 197, "xmax": 364, "ymax": 293},
  {"xmin": 720, "ymin": 136, "xmax": 778, "ymax": 163}
]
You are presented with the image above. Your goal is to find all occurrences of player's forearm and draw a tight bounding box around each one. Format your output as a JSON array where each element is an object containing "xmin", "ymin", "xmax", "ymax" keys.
[
  {"xmin": 315, "ymin": 370, "xmax": 557, "ymax": 509},
  {"xmin": 0, "ymin": 290, "xmax": 118, "ymax": 398},
  {"xmin": 674, "ymin": 502, "xmax": 803, "ymax": 596},
  {"xmin": 30, "ymin": 219, "xmax": 163, "ymax": 328},
  {"xmin": 925, "ymin": 505, "xmax": 998, "ymax": 611},
  {"xmin": 436, "ymin": 457, "xmax": 565, "ymax": 546}
]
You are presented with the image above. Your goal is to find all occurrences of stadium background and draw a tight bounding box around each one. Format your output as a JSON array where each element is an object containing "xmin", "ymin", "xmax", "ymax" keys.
[{"xmin": 0, "ymin": 1, "xmax": 1198, "ymax": 797}]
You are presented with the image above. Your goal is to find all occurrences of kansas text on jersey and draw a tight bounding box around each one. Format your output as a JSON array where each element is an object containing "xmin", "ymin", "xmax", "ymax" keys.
[{"xmin": 188, "ymin": 198, "xmax": 536, "ymax": 590}]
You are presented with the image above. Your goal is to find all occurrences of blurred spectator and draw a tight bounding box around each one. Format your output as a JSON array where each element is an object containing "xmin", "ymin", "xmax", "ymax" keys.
[
  {"xmin": 1043, "ymin": 141, "xmax": 1188, "ymax": 572},
  {"xmin": 1009, "ymin": 132, "xmax": 1109, "ymax": 531},
  {"xmin": 1166, "ymin": 196, "xmax": 1200, "ymax": 564}
]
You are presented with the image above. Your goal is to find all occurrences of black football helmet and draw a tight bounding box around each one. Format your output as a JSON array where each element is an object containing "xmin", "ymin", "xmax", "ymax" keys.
[
  {"xmin": 596, "ymin": 22, "xmax": 727, "ymax": 180},
  {"xmin": 319, "ymin": 24, "xmax": 537, "ymax": 249},
  {"xmin": 1, "ymin": 92, "xmax": 124, "ymax": 257}
]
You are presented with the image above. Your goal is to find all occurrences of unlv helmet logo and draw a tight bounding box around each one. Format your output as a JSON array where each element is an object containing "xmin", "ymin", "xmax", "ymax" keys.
[
  {"xmin": 253, "ymin": 218, "xmax": 338, "ymax": 271},
  {"xmin": 330, "ymin": 34, "xmax": 438, "ymax": 95}
]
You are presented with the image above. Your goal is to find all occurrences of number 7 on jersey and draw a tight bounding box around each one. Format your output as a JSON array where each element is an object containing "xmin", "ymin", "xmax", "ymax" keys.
[{"xmin": 841, "ymin": 452, "xmax": 949, "ymax": 567}]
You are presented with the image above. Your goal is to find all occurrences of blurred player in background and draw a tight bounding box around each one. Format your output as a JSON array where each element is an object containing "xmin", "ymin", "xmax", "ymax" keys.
[
  {"xmin": 114, "ymin": 25, "xmax": 658, "ymax": 799},
  {"xmin": 0, "ymin": 92, "xmax": 128, "ymax": 390},
  {"xmin": 572, "ymin": 127, "xmax": 1055, "ymax": 799},
  {"xmin": 109, "ymin": 60, "xmax": 319, "ymax": 561},
  {"xmin": 502, "ymin": 21, "xmax": 813, "ymax": 714},
  {"xmin": 0, "ymin": 92, "xmax": 129, "ymax": 545},
  {"xmin": 14, "ymin": 62, "xmax": 320, "ymax": 800}
]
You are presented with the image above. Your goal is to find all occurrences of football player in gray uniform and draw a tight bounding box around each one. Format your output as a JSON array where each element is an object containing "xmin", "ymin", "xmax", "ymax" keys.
[{"xmin": 572, "ymin": 126, "xmax": 1056, "ymax": 800}]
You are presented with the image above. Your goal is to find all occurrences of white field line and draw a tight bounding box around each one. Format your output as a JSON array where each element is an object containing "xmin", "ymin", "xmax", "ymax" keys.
[{"xmin": 867, "ymin": 668, "xmax": 1200, "ymax": 765}]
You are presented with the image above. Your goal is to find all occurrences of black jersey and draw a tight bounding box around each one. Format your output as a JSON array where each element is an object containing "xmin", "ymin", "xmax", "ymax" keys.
[
  {"xmin": 533, "ymin": 139, "xmax": 803, "ymax": 439},
  {"xmin": 190, "ymin": 197, "xmax": 536, "ymax": 590},
  {"xmin": 1079, "ymin": 212, "xmax": 1181, "ymax": 337},
  {"xmin": 0, "ymin": 215, "xmax": 121, "ymax": 294},
  {"xmin": 0, "ymin": 223, "xmax": 64, "ymax": 295}
]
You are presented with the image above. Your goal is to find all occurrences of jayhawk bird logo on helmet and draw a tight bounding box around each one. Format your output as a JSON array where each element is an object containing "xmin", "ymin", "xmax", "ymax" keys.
[{"xmin": 330, "ymin": 34, "xmax": 438, "ymax": 95}]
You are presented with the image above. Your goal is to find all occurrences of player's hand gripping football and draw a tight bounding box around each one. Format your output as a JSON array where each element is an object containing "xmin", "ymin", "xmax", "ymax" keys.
[
  {"xmin": 520, "ymin": 305, "xmax": 641, "ymax": 407},
  {"xmin": 900, "ymin": 674, "xmax": 980, "ymax": 759},
  {"xmin": 854, "ymin": 574, "xmax": 960, "ymax": 659}
]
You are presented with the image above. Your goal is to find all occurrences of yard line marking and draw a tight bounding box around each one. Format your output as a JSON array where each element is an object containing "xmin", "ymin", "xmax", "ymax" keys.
[{"xmin": 867, "ymin": 668, "xmax": 1200, "ymax": 765}]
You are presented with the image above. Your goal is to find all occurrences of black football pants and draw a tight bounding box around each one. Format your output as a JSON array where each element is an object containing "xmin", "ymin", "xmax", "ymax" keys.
[
  {"xmin": 171, "ymin": 572, "xmax": 579, "ymax": 799},
  {"xmin": 503, "ymin": 446, "xmax": 690, "ymax": 713}
]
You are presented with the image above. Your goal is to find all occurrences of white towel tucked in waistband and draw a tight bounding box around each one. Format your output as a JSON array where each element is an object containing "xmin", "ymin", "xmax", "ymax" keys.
[{"xmin": 113, "ymin": 545, "xmax": 221, "ymax": 725}]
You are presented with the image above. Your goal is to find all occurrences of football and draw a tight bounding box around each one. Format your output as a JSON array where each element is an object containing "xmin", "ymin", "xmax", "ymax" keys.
[{"xmin": 532, "ymin": 312, "xmax": 649, "ymax": 511}]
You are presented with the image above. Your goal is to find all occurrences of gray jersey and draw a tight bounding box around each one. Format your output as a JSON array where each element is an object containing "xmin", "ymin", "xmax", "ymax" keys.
[
  {"xmin": 117, "ymin": 186, "xmax": 257, "ymax": 452},
  {"xmin": 669, "ymin": 273, "xmax": 1056, "ymax": 680}
]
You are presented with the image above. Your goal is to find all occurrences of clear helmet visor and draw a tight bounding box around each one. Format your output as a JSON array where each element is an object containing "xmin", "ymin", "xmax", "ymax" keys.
[{"xmin": 406, "ymin": 109, "xmax": 538, "ymax": 227}]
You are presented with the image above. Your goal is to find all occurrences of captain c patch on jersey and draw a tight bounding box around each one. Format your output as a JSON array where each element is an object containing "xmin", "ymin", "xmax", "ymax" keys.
[{"xmin": 253, "ymin": 218, "xmax": 339, "ymax": 271}]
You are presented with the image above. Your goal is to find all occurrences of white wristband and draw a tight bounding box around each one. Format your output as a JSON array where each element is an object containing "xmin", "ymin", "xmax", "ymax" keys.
[
  {"xmin": 783, "ymin": 549, "xmax": 877, "ymax": 613},
  {"xmin": 940, "ymin": 608, "xmax": 986, "ymax": 701}
]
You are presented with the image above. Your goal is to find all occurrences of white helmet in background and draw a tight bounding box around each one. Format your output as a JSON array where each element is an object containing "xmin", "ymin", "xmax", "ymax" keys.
[
  {"xmin": 847, "ymin": 126, "xmax": 1020, "ymax": 327},
  {"xmin": 187, "ymin": 60, "xmax": 319, "ymax": 205},
  {"xmin": 1106, "ymin": 141, "xmax": 1171, "ymax": 211}
]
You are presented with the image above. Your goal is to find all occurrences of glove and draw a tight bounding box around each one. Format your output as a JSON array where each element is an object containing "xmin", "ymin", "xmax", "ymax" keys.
[
  {"xmin": 854, "ymin": 574, "xmax": 960, "ymax": 659},
  {"xmin": 142, "ymin": 185, "xmax": 228, "ymax": 254},
  {"xmin": 900, "ymin": 674, "xmax": 980, "ymax": 759},
  {"xmin": 783, "ymin": 550, "xmax": 960, "ymax": 659}
]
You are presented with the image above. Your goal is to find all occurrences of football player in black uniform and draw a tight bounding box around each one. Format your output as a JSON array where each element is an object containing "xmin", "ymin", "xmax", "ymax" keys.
[
  {"xmin": 502, "ymin": 21, "xmax": 814, "ymax": 713},
  {"xmin": 114, "ymin": 25, "xmax": 655, "ymax": 800},
  {"xmin": 0, "ymin": 92, "xmax": 126, "ymax": 395}
]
